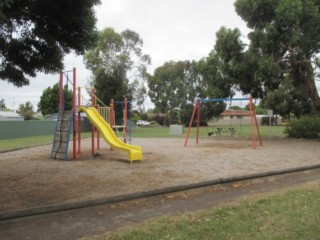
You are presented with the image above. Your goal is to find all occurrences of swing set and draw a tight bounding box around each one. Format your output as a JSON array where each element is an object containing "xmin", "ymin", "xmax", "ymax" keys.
[
  {"xmin": 184, "ymin": 96, "xmax": 263, "ymax": 149},
  {"xmin": 205, "ymin": 99, "xmax": 245, "ymax": 137}
]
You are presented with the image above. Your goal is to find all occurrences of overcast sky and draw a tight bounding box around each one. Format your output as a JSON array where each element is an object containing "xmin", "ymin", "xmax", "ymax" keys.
[{"xmin": 1, "ymin": 0, "xmax": 251, "ymax": 111}]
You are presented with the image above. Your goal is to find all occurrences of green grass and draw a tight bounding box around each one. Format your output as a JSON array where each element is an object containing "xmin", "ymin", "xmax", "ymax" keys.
[
  {"xmin": 0, "ymin": 126, "xmax": 285, "ymax": 152},
  {"xmin": 84, "ymin": 182, "xmax": 320, "ymax": 240},
  {"xmin": 0, "ymin": 132, "xmax": 92, "ymax": 153},
  {"xmin": 0, "ymin": 135, "xmax": 54, "ymax": 152},
  {"xmin": 133, "ymin": 125, "xmax": 286, "ymax": 139}
]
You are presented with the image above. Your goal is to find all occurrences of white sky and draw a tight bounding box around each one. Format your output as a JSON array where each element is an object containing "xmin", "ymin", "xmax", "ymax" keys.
[{"xmin": 0, "ymin": 0, "xmax": 271, "ymax": 110}]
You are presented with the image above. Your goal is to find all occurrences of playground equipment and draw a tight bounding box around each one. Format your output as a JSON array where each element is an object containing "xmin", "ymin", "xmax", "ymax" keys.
[
  {"xmin": 110, "ymin": 99, "xmax": 132, "ymax": 144},
  {"xmin": 205, "ymin": 99, "xmax": 245, "ymax": 137},
  {"xmin": 51, "ymin": 68, "xmax": 142, "ymax": 162},
  {"xmin": 78, "ymin": 106, "xmax": 142, "ymax": 162},
  {"xmin": 184, "ymin": 97, "xmax": 262, "ymax": 149}
]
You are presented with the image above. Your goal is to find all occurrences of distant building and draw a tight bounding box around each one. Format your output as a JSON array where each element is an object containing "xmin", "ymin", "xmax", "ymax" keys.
[
  {"xmin": 0, "ymin": 111, "xmax": 24, "ymax": 121},
  {"xmin": 209, "ymin": 109, "xmax": 252, "ymax": 126},
  {"xmin": 34, "ymin": 111, "xmax": 43, "ymax": 119},
  {"xmin": 209, "ymin": 109, "xmax": 281, "ymax": 126}
]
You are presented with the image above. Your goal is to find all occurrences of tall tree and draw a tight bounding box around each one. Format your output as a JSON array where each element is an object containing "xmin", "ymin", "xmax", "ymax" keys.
[
  {"xmin": 235, "ymin": 0, "xmax": 320, "ymax": 112},
  {"xmin": 17, "ymin": 101, "xmax": 34, "ymax": 120},
  {"xmin": 38, "ymin": 83, "xmax": 72, "ymax": 115},
  {"xmin": 205, "ymin": 0, "xmax": 320, "ymax": 114},
  {"xmin": 0, "ymin": 0, "xmax": 100, "ymax": 86},
  {"xmin": 147, "ymin": 60, "xmax": 205, "ymax": 124},
  {"xmin": 84, "ymin": 28, "xmax": 151, "ymax": 111}
]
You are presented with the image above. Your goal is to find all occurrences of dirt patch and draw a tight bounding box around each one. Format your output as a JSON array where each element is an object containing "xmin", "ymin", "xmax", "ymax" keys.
[{"xmin": 0, "ymin": 137, "xmax": 319, "ymax": 212}]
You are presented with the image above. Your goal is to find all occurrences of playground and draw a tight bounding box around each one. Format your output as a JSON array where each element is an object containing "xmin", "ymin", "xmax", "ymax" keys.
[
  {"xmin": 1, "ymin": 69, "xmax": 319, "ymax": 216},
  {"xmin": 1, "ymin": 137, "xmax": 319, "ymax": 213}
]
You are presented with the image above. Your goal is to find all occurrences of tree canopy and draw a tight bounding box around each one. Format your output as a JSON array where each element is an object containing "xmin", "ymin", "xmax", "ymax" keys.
[
  {"xmin": 38, "ymin": 83, "xmax": 72, "ymax": 115},
  {"xmin": 17, "ymin": 101, "xmax": 34, "ymax": 120},
  {"xmin": 0, "ymin": 0, "xmax": 100, "ymax": 87},
  {"xmin": 147, "ymin": 60, "xmax": 206, "ymax": 124},
  {"xmin": 202, "ymin": 0, "xmax": 320, "ymax": 116},
  {"xmin": 84, "ymin": 28, "xmax": 151, "ymax": 111}
]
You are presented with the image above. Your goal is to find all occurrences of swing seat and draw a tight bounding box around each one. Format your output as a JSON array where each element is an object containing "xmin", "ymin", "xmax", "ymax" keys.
[
  {"xmin": 229, "ymin": 127, "xmax": 236, "ymax": 136},
  {"xmin": 214, "ymin": 127, "xmax": 236, "ymax": 136},
  {"xmin": 208, "ymin": 132, "xmax": 214, "ymax": 136}
]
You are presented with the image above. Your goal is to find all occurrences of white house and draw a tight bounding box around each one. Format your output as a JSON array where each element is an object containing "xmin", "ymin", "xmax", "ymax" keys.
[{"xmin": 0, "ymin": 111, "xmax": 24, "ymax": 121}]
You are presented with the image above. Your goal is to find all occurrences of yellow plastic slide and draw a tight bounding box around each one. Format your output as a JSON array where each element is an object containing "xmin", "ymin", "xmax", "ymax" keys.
[{"xmin": 78, "ymin": 106, "xmax": 142, "ymax": 162}]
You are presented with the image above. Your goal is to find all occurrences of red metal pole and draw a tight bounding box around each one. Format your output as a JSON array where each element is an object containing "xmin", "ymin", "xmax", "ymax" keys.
[
  {"xmin": 124, "ymin": 98, "xmax": 128, "ymax": 143},
  {"xmin": 59, "ymin": 71, "xmax": 63, "ymax": 112},
  {"xmin": 110, "ymin": 99, "xmax": 114, "ymax": 151},
  {"xmin": 196, "ymin": 100, "xmax": 200, "ymax": 144},
  {"xmin": 73, "ymin": 67, "xmax": 77, "ymax": 159},
  {"xmin": 97, "ymin": 104, "xmax": 100, "ymax": 150},
  {"xmin": 249, "ymin": 96, "xmax": 256, "ymax": 149},
  {"xmin": 91, "ymin": 88, "xmax": 95, "ymax": 156},
  {"xmin": 252, "ymin": 100, "xmax": 263, "ymax": 146},
  {"xmin": 78, "ymin": 86, "xmax": 81, "ymax": 154},
  {"xmin": 110, "ymin": 99, "xmax": 114, "ymax": 127},
  {"xmin": 184, "ymin": 99, "xmax": 198, "ymax": 146}
]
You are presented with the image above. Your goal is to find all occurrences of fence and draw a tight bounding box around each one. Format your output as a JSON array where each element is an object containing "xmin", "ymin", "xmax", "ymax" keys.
[{"xmin": 0, "ymin": 120, "xmax": 91, "ymax": 140}]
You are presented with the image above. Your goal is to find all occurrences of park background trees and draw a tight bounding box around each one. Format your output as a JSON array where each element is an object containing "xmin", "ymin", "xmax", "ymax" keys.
[
  {"xmin": 203, "ymin": 0, "xmax": 320, "ymax": 116},
  {"xmin": 2, "ymin": 0, "xmax": 319, "ymax": 128},
  {"xmin": 147, "ymin": 60, "xmax": 206, "ymax": 125},
  {"xmin": 38, "ymin": 83, "xmax": 72, "ymax": 116},
  {"xmin": 83, "ymin": 28, "xmax": 151, "ymax": 121}
]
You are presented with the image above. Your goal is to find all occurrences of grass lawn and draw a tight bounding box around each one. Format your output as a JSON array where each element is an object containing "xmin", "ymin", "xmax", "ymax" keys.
[
  {"xmin": 84, "ymin": 182, "xmax": 320, "ymax": 240},
  {"xmin": 0, "ymin": 125, "xmax": 285, "ymax": 152},
  {"xmin": 133, "ymin": 125, "xmax": 286, "ymax": 139},
  {"xmin": 0, "ymin": 132, "xmax": 92, "ymax": 153}
]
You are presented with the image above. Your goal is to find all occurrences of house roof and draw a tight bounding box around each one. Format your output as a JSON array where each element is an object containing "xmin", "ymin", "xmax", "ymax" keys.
[
  {"xmin": 220, "ymin": 109, "xmax": 251, "ymax": 116},
  {"xmin": 0, "ymin": 111, "xmax": 23, "ymax": 118}
]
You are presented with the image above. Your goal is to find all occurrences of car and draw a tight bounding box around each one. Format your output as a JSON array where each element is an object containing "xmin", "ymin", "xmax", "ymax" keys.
[{"xmin": 136, "ymin": 120, "xmax": 151, "ymax": 127}]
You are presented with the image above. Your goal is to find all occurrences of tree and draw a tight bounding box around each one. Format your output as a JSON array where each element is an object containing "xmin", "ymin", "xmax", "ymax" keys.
[
  {"xmin": 264, "ymin": 77, "xmax": 314, "ymax": 119},
  {"xmin": 0, "ymin": 98, "xmax": 6, "ymax": 110},
  {"xmin": 0, "ymin": 0, "xmax": 100, "ymax": 86},
  {"xmin": 198, "ymin": 38, "xmax": 242, "ymax": 100},
  {"xmin": 17, "ymin": 101, "xmax": 34, "ymax": 120},
  {"xmin": 147, "ymin": 60, "xmax": 206, "ymax": 125},
  {"xmin": 205, "ymin": 0, "xmax": 320, "ymax": 114},
  {"xmin": 84, "ymin": 28, "xmax": 151, "ymax": 114},
  {"xmin": 38, "ymin": 83, "xmax": 72, "ymax": 115}
]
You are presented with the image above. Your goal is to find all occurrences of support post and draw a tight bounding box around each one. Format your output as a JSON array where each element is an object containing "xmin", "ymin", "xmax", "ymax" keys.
[
  {"xmin": 251, "ymin": 97, "xmax": 263, "ymax": 146},
  {"xmin": 124, "ymin": 98, "xmax": 128, "ymax": 143},
  {"xmin": 59, "ymin": 71, "xmax": 63, "ymax": 111},
  {"xmin": 110, "ymin": 99, "xmax": 114, "ymax": 127},
  {"xmin": 184, "ymin": 99, "xmax": 199, "ymax": 146},
  {"xmin": 91, "ymin": 88, "xmax": 95, "ymax": 156},
  {"xmin": 97, "ymin": 104, "xmax": 100, "ymax": 150},
  {"xmin": 196, "ymin": 100, "xmax": 201, "ymax": 144},
  {"xmin": 73, "ymin": 67, "xmax": 77, "ymax": 159},
  {"xmin": 249, "ymin": 96, "xmax": 256, "ymax": 149},
  {"xmin": 110, "ymin": 99, "xmax": 114, "ymax": 151},
  {"xmin": 78, "ymin": 86, "xmax": 81, "ymax": 154}
]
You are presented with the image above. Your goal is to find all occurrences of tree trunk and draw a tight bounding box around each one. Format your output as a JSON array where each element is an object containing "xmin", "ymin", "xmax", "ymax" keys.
[{"xmin": 301, "ymin": 62, "xmax": 320, "ymax": 114}]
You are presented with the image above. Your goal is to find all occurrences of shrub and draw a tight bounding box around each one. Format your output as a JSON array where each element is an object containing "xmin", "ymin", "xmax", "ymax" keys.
[{"xmin": 284, "ymin": 116, "xmax": 320, "ymax": 139}]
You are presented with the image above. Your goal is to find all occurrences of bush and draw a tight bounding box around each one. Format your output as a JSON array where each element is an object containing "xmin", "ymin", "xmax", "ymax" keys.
[
  {"xmin": 152, "ymin": 113, "xmax": 165, "ymax": 126},
  {"xmin": 284, "ymin": 116, "xmax": 320, "ymax": 139}
]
